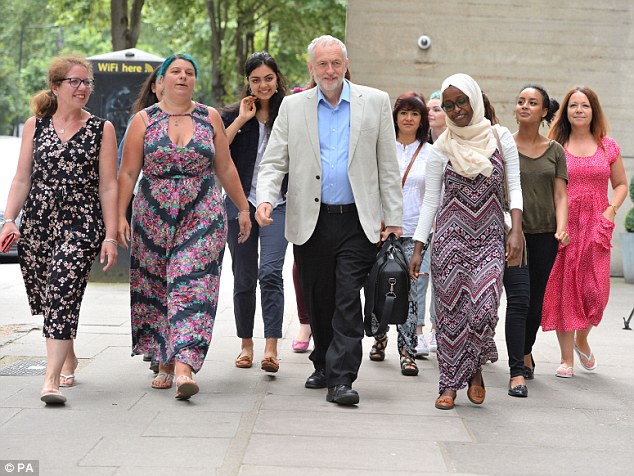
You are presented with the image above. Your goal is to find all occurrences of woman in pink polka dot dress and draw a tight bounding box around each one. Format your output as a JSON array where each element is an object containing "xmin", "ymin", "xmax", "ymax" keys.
[{"xmin": 542, "ymin": 86, "xmax": 628, "ymax": 378}]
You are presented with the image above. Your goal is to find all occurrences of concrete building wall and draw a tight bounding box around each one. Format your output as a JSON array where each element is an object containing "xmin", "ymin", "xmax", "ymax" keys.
[{"xmin": 345, "ymin": 0, "xmax": 634, "ymax": 275}]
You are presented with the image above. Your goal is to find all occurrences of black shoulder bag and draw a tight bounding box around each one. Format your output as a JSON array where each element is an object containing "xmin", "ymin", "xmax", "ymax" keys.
[{"xmin": 363, "ymin": 234, "xmax": 411, "ymax": 336}]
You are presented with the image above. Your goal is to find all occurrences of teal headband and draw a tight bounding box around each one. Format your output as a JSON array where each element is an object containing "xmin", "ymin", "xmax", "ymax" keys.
[
  {"xmin": 430, "ymin": 90, "xmax": 441, "ymax": 100},
  {"xmin": 158, "ymin": 53, "xmax": 198, "ymax": 78}
]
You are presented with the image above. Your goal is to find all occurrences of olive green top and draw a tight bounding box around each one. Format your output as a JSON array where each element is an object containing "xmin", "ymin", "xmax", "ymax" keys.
[{"xmin": 519, "ymin": 140, "xmax": 568, "ymax": 234}]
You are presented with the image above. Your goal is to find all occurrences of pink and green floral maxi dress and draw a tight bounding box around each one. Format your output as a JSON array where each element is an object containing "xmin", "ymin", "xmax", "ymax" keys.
[{"xmin": 130, "ymin": 103, "xmax": 227, "ymax": 372}]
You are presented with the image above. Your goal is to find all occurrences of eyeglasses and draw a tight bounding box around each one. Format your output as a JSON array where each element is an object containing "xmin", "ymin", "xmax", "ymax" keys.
[
  {"xmin": 61, "ymin": 78, "xmax": 95, "ymax": 89},
  {"xmin": 441, "ymin": 96, "xmax": 470, "ymax": 112}
]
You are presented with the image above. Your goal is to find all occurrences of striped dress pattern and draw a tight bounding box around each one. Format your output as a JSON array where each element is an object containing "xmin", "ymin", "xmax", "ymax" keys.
[
  {"xmin": 431, "ymin": 151, "xmax": 505, "ymax": 393},
  {"xmin": 130, "ymin": 102, "xmax": 227, "ymax": 373}
]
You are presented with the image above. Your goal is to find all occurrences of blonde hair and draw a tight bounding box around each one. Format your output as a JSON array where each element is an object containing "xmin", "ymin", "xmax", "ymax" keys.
[{"xmin": 30, "ymin": 54, "xmax": 93, "ymax": 118}]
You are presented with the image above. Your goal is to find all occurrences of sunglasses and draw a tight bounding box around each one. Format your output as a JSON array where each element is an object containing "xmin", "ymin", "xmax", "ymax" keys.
[{"xmin": 441, "ymin": 96, "xmax": 470, "ymax": 112}]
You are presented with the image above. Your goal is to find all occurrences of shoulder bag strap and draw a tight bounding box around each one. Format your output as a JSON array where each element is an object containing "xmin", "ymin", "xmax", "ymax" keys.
[{"xmin": 401, "ymin": 141, "xmax": 424, "ymax": 188}]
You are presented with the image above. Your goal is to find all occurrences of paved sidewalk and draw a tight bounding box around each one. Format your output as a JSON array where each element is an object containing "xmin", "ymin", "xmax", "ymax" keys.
[{"xmin": 0, "ymin": 252, "xmax": 633, "ymax": 475}]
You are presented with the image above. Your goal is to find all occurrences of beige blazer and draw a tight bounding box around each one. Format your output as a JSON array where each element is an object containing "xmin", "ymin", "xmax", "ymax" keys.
[{"xmin": 256, "ymin": 82, "xmax": 403, "ymax": 245}]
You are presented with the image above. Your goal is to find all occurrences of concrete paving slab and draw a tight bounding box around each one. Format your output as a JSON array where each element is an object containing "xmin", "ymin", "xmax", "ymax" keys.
[
  {"xmin": 2, "ymin": 435, "xmax": 102, "ymax": 471},
  {"xmin": 114, "ymin": 467, "xmax": 213, "ymax": 476},
  {"xmin": 143, "ymin": 410, "xmax": 242, "ymax": 438},
  {"xmin": 47, "ymin": 467, "xmax": 117, "ymax": 476},
  {"xmin": 1, "ymin": 407, "xmax": 157, "ymax": 437},
  {"xmin": 238, "ymin": 466, "xmax": 476, "ymax": 476},
  {"xmin": 243, "ymin": 434, "xmax": 447, "ymax": 472},
  {"xmin": 81, "ymin": 436, "xmax": 231, "ymax": 468},
  {"xmin": 0, "ymin": 406, "xmax": 20, "ymax": 426},
  {"xmin": 253, "ymin": 409, "xmax": 471, "ymax": 442},
  {"xmin": 442, "ymin": 442, "xmax": 632, "ymax": 475}
]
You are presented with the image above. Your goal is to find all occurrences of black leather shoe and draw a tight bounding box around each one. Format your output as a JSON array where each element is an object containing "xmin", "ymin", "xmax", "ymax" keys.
[
  {"xmin": 508, "ymin": 383, "xmax": 528, "ymax": 398},
  {"xmin": 326, "ymin": 385, "xmax": 359, "ymax": 405},
  {"xmin": 305, "ymin": 369, "xmax": 327, "ymax": 389}
]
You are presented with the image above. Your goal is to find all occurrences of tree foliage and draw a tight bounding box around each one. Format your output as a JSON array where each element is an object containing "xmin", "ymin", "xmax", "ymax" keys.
[{"xmin": 0, "ymin": 0, "xmax": 346, "ymax": 135}]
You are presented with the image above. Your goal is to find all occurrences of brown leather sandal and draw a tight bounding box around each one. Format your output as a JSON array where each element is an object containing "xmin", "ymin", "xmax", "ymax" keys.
[
  {"xmin": 435, "ymin": 395, "xmax": 455, "ymax": 410},
  {"xmin": 235, "ymin": 353, "xmax": 253, "ymax": 369},
  {"xmin": 261, "ymin": 356, "xmax": 279, "ymax": 373}
]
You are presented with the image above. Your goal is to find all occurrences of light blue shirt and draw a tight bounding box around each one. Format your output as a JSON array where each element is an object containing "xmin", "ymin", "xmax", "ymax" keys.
[{"xmin": 318, "ymin": 80, "xmax": 353, "ymax": 205}]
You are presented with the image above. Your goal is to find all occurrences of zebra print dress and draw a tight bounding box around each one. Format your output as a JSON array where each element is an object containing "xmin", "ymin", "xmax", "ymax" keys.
[{"xmin": 431, "ymin": 150, "xmax": 505, "ymax": 393}]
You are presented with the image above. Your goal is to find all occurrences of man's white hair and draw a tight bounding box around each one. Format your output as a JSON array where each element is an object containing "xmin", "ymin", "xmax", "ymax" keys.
[{"xmin": 307, "ymin": 35, "xmax": 347, "ymax": 62}]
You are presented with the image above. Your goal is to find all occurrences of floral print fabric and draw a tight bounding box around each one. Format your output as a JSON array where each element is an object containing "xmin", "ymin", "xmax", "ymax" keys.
[
  {"xmin": 18, "ymin": 115, "xmax": 105, "ymax": 339},
  {"xmin": 130, "ymin": 102, "xmax": 227, "ymax": 373}
]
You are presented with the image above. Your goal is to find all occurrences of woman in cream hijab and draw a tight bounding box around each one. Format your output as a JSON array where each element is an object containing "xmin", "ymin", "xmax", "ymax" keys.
[{"xmin": 409, "ymin": 74, "xmax": 523, "ymax": 410}]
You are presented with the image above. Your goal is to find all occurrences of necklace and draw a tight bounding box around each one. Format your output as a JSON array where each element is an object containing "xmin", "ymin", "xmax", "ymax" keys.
[
  {"xmin": 169, "ymin": 113, "xmax": 191, "ymax": 127},
  {"xmin": 54, "ymin": 116, "xmax": 81, "ymax": 135}
]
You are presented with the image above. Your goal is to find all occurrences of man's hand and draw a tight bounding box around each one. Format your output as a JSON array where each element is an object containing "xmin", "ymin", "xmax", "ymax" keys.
[
  {"xmin": 380, "ymin": 225, "xmax": 402, "ymax": 242},
  {"xmin": 255, "ymin": 203, "xmax": 274, "ymax": 227}
]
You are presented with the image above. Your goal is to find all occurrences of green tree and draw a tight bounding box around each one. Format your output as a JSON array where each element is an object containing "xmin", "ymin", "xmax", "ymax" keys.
[{"xmin": 0, "ymin": 0, "xmax": 347, "ymax": 134}]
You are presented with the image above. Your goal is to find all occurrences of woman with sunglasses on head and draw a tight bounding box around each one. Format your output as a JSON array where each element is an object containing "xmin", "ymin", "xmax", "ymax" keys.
[
  {"xmin": 220, "ymin": 52, "xmax": 288, "ymax": 373},
  {"xmin": 368, "ymin": 91, "xmax": 431, "ymax": 376},
  {"xmin": 505, "ymin": 85, "xmax": 568, "ymax": 394},
  {"xmin": 541, "ymin": 86, "xmax": 627, "ymax": 378},
  {"xmin": 0, "ymin": 54, "xmax": 119, "ymax": 404},
  {"xmin": 118, "ymin": 54, "xmax": 251, "ymax": 400},
  {"xmin": 409, "ymin": 74, "xmax": 523, "ymax": 410}
]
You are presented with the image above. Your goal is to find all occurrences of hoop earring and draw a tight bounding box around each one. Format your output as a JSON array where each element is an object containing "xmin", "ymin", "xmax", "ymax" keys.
[{"xmin": 247, "ymin": 86, "xmax": 252, "ymax": 96}]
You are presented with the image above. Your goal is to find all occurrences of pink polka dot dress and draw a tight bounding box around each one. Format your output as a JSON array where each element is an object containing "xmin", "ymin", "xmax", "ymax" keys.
[{"xmin": 542, "ymin": 136, "xmax": 620, "ymax": 332}]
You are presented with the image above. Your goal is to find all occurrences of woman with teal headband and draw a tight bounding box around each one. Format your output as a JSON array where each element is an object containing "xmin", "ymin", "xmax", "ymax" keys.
[{"xmin": 118, "ymin": 53, "xmax": 252, "ymax": 400}]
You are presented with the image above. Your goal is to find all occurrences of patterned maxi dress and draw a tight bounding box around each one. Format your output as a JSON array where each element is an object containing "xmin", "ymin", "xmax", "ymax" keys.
[
  {"xmin": 432, "ymin": 151, "xmax": 505, "ymax": 393},
  {"xmin": 130, "ymin": 103, "xmax": 227, "ymax": 373},
  {"xmin": 541, "ymin": 137, "xmax": 620, "ymax": 331},
  {"xmin": 18, "ymin": 115, "xmax": 105, "ymax": 340}
]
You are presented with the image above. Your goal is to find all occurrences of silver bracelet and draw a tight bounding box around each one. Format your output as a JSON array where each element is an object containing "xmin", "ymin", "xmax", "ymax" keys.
[
  {"xmin": 1, "ymin": 218, "xmax": 15, "ymax": 225},
  {"xmin": 103, "ymin": 238, "xmax": 118, "ymax": 246}
]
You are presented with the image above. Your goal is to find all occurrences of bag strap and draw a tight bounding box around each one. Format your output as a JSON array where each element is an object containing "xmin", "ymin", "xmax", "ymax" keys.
[
  {"xmin": 491, "ymin": 126, "xmax": 510, "ymax": 208},
  {"xmin": 401, "ymin": 141, "xmax": 424, "ymax": 188}
]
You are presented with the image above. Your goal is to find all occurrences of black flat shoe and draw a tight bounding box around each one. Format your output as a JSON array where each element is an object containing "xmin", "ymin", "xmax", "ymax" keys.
[
  {"xmin": 508, "ymin": 382, "xmax": 528, "ymax": 398},
  {"xmin": 326, "ymin": 385, "xmax": 359, "ymax": 405},
  {"xmin": 524, "ymin": 355, "xmax": 535, "ymax": 380},
  {"xmin": 305, "ymin": 369, "xmax": 327, "ymax": 389}
]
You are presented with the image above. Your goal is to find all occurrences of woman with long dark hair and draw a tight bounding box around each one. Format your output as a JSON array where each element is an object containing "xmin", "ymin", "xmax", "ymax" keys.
[
  {"xmin": 503, "ymin": 85, "xmax": 569, "ymax": 397},
  {"xmin": 221, "ymin": 52, "xmax": 289, "ymax": 373}
]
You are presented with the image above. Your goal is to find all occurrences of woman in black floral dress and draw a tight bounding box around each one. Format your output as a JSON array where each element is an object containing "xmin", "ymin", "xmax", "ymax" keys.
[{"xmin": 0, "ymin": 54, "xmax": 119, "ymax": 404}]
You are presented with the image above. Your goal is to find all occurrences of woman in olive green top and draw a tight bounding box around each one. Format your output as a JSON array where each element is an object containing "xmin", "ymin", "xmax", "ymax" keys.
[{"xmin": 508, "ymin": 85, "xmax": 569, "ymax": 396}]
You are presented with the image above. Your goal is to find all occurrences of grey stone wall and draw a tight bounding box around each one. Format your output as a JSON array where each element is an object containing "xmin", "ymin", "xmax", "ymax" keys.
[{"xmin": 346, "ymin": 0, "xmax": 634, "ymax": 275}]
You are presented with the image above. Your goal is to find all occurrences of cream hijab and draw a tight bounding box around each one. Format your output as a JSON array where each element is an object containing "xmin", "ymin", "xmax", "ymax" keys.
[{"xmin": 433, "ymin": 73, "xmax": 496, "ymax": 179}]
